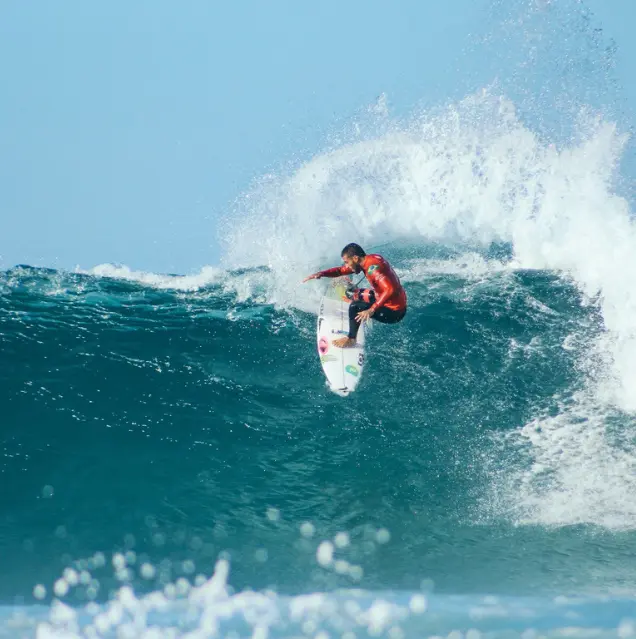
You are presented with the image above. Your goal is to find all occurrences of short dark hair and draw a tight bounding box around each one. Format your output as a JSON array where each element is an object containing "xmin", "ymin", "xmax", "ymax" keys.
[{"xmin": 341, "ymin": 243, "xmax": 366, "ymax": 259}]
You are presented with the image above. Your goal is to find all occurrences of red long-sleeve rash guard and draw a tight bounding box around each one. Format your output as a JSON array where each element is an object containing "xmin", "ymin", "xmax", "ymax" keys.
[{"xmin": 318, "ymin": 254, "xmax": 407, "ymax": 313}]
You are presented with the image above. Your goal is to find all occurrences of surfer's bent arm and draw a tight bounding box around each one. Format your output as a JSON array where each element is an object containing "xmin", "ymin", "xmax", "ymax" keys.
[
  {"xmin": 317, "ymin": 266, "xmax": 354, "ymax": 278},
  {"xmin": 369, "ymin": 275, "xmax": 392, "ymax": 313}
]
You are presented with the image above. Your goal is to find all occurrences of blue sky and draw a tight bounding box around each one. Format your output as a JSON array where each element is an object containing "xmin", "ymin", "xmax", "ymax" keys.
[{"xmin": 1, "ymin": 1, "xmax": 634, "ymax": 274}]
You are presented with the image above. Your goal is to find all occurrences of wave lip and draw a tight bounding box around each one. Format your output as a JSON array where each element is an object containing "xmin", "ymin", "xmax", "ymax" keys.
[{"xmin": 85, "ymin": 264, "xmax": 224, "ymax": 292}]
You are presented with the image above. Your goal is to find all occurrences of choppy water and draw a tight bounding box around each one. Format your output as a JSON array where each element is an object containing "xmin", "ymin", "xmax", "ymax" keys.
[{"xmin": 2, "ymin": 246, "xmax": 636, "ymax": 637}]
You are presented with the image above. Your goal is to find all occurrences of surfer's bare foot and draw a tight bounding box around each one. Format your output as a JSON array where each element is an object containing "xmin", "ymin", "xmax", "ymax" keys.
[{"xmin": 332, "ymin": 337, "xmax": 356, "ymax": 348}]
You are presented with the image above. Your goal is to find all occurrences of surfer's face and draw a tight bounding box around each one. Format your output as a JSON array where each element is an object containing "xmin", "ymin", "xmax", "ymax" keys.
[{"xmin": 342, "ymin": 254, "xmax": 363, "ymax": 273}]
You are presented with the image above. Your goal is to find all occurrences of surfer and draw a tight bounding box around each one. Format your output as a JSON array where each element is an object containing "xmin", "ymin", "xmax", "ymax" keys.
[{"xmin": 303, "ymin": 243, "xmax": 407, "ymax": 347}]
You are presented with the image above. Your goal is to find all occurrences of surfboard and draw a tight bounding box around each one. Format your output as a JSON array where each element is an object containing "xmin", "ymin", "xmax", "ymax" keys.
[{"xmin": 317, "ymin": 276, "xmax": 366, "ymax": 396}]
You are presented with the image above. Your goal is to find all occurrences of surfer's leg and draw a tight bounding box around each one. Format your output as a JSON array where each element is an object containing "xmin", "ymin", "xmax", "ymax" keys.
[
  {"xmin": 372, "ymin": 306, "xmax": 407, "ymax": 325},
  {"xmin": 347, "ymin": 300, "xmax": 373, "ymax": 339},
  {"xmin": 344, "ymin": 290, "xmax": 382, "ymax": 342}
]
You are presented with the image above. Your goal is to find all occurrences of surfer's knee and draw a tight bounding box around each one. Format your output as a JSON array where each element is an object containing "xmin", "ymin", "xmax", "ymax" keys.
[{"xmin": 348, "ymin": 301, "xmax": 366, "ymax": 320}]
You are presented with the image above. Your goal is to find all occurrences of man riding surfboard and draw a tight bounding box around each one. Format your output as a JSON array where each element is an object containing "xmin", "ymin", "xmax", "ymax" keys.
[{"xmin": 303, "ymin": 243, "xmax": 407, "ymax": 348}]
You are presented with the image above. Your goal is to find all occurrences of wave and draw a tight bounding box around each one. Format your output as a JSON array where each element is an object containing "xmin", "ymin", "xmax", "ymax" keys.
[
  {"xmin": 5, "ymin": 91, "xmax": 636, "ymax": 540},
  {"xmin": 213, "ymin": 86, "xmax": 636, "ymax": 530}
]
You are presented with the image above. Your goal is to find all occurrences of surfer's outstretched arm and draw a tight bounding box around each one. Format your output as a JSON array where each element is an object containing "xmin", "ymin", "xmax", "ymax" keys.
[{"xmin": 303, "ymin": 266, "xmax": 353, "ymax": 282}]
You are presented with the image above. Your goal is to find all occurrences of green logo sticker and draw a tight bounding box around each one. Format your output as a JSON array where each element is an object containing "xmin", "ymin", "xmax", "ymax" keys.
[
  {"xmin": 320, "ymin": 354, "xmax": 338, "ymax": 363},
  {"xmin": 345, "ymin": 364, "xmax": 359, "ymax": 377},
  {"xmin": 367, "ymin": 264, "xmax": 378, "ymax": 275}
]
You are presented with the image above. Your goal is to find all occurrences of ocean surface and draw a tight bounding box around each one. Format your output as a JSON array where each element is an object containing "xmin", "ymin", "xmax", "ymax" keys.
[
  {"xmin": 3, "ymin": 244, "xmax": 636, "ymax": 637},
  {"xmin": 4, "ymin": 1, "xmax": 636, "ymax": 636}
]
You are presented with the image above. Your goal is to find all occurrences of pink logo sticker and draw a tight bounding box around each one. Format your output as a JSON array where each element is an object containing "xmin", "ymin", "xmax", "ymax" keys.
[{"xmin": 318, "ymin": 337, "xmax": 329, "ymax": 355}]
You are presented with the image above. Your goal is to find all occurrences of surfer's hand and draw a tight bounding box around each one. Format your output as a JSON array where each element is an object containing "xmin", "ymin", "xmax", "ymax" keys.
[
  {"xmin": 302, "ymin": 273, "xmax": 321, "ymax": 282},
  {"xmin": 356, "ymin": 308, "xmax": 374, "ymax": 322}
]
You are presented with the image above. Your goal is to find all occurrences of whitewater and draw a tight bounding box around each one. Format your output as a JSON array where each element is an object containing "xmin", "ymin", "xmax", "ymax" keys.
[{"xmin": 4, "ymin": 1, "xmax": 636, "ymax": 637}]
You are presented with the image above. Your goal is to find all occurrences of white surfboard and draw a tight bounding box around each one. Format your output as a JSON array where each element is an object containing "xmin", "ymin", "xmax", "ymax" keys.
[{"xmin": 317, "ymin": 277, "xmax": 366, "ymax": 396}]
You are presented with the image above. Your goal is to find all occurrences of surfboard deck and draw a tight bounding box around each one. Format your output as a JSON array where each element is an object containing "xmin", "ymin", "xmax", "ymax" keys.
[{"xmin": 316, "ymin": 277, "xmax": 366, "ymax": 396}]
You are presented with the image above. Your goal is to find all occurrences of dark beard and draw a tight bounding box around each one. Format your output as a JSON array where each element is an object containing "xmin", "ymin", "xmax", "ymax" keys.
[{"xmin": 354, "ymin": 264, "xmax": 362, "ymax": 273}]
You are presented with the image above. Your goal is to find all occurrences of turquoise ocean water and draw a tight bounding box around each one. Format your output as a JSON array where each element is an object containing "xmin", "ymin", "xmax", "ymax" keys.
[{"xmin": 2, "ymin": 245, "xmax": 636, "ymax": 637}]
